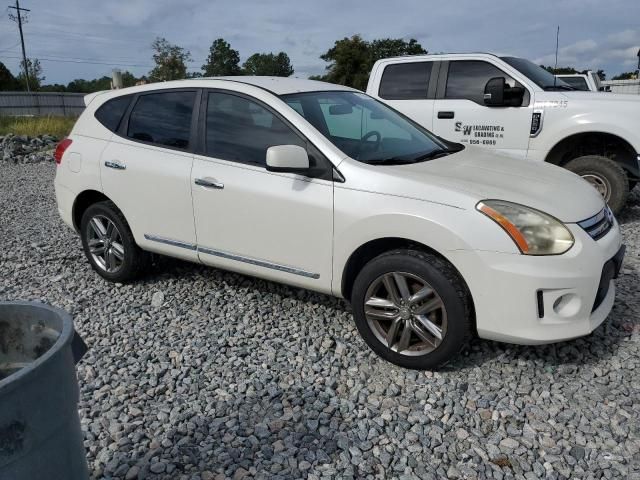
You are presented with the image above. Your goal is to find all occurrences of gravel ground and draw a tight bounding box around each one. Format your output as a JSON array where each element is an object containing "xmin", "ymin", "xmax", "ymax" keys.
[{"xmin": 1, "ymin": 162, "xmax": 639, "ymax": 480}]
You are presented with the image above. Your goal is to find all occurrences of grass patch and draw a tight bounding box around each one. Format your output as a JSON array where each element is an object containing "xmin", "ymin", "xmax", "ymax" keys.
[{"xmin": 0, "ymin": 116, "xmax": 77, "ymax": 138}]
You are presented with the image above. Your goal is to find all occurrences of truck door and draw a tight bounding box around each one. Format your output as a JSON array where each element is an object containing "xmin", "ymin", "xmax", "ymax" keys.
[
  {"xmin": 432, "ymin": 60, "xmax": 533, "ymax": 157},
  {"xmin": 374, "ymin": 61, "xmax": 437, "ymax": 130}
]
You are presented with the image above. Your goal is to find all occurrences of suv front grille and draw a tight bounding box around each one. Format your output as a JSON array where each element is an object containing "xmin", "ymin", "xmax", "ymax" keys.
[{"xmin": 578, "ymin": 207, "xmax": 614, "ymax": 241}]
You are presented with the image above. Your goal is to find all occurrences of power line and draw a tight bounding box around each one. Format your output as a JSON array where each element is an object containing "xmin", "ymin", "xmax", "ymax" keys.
[
  {"xmin": 0, "ymin": 54, "xmax": 154, "ymax": 68},
  {"xmin": 0, "ymin": 40, "xmax": 20, "ymax": 53}
]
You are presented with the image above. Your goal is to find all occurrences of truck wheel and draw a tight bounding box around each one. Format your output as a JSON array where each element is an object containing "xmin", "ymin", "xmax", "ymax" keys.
[
  {"xmin": 351, "ymin": 249, "xmax": 473, "ymax": 370},
  {"xmin": 564, "ymin": 155, "xmax": 629, "ymax": 214},
  {"xmin": 80, "ymin": 201, "xmax": 150, "ymax": 282}
]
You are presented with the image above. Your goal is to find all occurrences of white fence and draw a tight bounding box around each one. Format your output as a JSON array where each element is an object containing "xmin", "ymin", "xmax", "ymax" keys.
[
  {"xmin": 0, "ymin": 92, "xmax": 85, "ymax": 117},
  {"xmin": 601, "ymin": 79, "xmax": 640, "ymax": 95}
]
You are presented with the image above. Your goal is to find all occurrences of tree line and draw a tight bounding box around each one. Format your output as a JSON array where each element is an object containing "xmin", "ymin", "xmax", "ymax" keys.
[
  {"xmin": 0, "ymin": 35, "xmax": 637, "ymax": 93},
  {"xmin": 541, "ymin": 66, "xmax": 637, "ymax": 81}
]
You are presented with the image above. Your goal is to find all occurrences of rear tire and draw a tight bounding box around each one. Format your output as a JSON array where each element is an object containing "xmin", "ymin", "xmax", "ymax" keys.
[
  {"xmin": 564, "ymin": 155, "xmax": 629, "ymax": 214},
  {"xmin": 80, "ymin": 201, "xmax": 149, "ymax": 282},
  {"xmin": 351, "ymin": 249, "xmax": 472, "ymax": 370}
]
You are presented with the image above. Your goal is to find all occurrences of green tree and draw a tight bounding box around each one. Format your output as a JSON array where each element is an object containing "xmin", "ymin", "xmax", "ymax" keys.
[
  {"xmin": 121, "ymin": 71, "xmax": 138, "ymax": 87},
  {"xmin": 370, "ymin": 38, "xmax": 427, "ymax": 63},
  {"xmin": 38, "ymin": 83, "xmax": 67, "ymax": 92},
  {"xmin": 0, "ymin": 62, "xmax": 20, "ymax": 91},
  {"xmin": 16, "ymin": 58, "xmax": 44, "ymax": 91},
  {"xmin": 242, "ymin": 52, "xmax": 294, "ymax": 76},
  {"xmin": 315, "ymin": 35, "xmax": 427, "ymax": 90},
  {"xmin": 149, "ymin": 37, "xmax": 192, "ymax": 82},
  {"xmin": 202, "ymin": 38, "xmax": 241, "ymax": 76},
  {"xmin": 612, "ymin": 71, "xmax": 637, "ymax": 80},
  {"xmin": 62, "ymin": 71, "xmax": 138, "ymax": 93},
  {"xmin": 541, "ymin": 65, "xmax": 578, "ymax": 75},
  {"xmin": 316, "ymin": 35, "xmax": 370, "ymax": 89}
]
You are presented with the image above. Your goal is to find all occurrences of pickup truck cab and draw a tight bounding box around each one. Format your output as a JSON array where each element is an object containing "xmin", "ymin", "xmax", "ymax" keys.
[
  {"xmin": 555, "ymin": 72, "xmax": 609, "ymax": 92},
  {"xmin": 367, "ymin": 53, "xmax": 640, "ymax": 213}
]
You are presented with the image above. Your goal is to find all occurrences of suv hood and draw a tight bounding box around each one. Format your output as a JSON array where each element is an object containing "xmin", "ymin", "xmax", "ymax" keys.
[{"xmin": 366, "ymin": 147, "xmax": 605, "ymax": 223}]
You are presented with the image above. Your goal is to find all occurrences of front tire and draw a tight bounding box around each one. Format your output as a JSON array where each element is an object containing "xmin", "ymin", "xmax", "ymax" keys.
[
  {"xmin": 564, "ymin": 155, "xmax": 629, "ymax": 214},
  {"xmin": 80, "ymin": 201, "xmax": 149, "ymax": 282},
  {"xmin": 351, "ymin": 249, "xmax": 472, "ymax": 370}
]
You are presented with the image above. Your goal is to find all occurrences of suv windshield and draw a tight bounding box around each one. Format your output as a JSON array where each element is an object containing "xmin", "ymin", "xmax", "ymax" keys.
[
  {"xmin": 500, "ymin": 56, "xmax": 574, "ymax": 91},
  {"xmin": 281, "ymin": 91, "xmax": 452, "ymax": 165}
]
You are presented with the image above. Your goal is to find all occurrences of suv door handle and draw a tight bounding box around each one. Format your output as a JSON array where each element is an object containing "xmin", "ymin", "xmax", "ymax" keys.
[
  {"xmin": 195, "ymin": 178, "xmax": 224, "ymax": 189},
  {"xmin": 104, "ymin": 160, "xmax": 126, "ymax": 170},
  {"xmin": 437, "ymin": 111, "xmax": 455, "ymax": 119}
]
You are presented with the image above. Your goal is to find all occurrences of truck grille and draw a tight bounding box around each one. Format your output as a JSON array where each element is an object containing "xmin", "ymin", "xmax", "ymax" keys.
[{"xmin": 578, "ymin": 207, "xmax": 614, "ymax": 241}]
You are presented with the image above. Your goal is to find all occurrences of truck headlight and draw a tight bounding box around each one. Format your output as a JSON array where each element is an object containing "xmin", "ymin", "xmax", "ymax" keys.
[{"xmin": 477, "ymin": 200, "xmax": 574, "ymax": 255}]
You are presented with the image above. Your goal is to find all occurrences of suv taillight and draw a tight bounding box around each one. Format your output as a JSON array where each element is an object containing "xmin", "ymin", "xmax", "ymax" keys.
[{"xmin": 54, "ymin": 138, "xmax": 73, "ymax": 165}]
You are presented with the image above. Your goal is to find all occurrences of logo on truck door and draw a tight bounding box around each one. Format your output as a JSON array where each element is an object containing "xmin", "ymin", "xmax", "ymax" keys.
[{"xmin": 455, "ymin": 122, "xmax": 505, "ymax": 146}]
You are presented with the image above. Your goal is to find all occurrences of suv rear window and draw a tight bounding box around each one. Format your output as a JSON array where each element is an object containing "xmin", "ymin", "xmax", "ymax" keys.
[
  {"xmin": 127, "ymin": 91, "xmax": 196, "ymax": 149},
  {"xmin": 95, "ymin": 96, "xmax": 131, "ymax": 132},
  {"xmin": 379, "ymin": 62, "xmax": 432, "ymax": 100}
]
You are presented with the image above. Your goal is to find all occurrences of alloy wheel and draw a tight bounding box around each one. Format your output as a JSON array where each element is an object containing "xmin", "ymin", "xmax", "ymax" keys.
[
  {"xmin": 87, "ymin": 215, "xmax": 125, "ymax": 273},
  {"xmin": 364, "ymin": 272, "xmax": 447, "ymax": 356}
]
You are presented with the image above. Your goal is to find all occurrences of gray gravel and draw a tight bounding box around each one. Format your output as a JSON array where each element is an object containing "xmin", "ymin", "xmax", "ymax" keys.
[
  {"xmin": 1, "ymin": 162, "xmax": 639, "ymax": 480},
  {"xmin": 1, "ymin": 134, "xmax": 58, "ymax": 164}
]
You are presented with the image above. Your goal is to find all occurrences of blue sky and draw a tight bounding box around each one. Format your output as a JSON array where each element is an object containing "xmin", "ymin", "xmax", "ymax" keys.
[{"xmin": 1, "ymin": 0, "xmax": 639, "ymax": 85}]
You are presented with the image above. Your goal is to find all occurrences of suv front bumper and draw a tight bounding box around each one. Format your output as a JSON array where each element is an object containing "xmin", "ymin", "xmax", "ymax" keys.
[{"xmin": 448, "ymin": 221, "xmax": 624, "ymax": 345}]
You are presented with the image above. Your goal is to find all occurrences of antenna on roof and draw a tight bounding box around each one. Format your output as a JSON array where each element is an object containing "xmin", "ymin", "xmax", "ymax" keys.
[{"xmin": 553, "ymin": 26, "xmax": 560, "ymax": 88}]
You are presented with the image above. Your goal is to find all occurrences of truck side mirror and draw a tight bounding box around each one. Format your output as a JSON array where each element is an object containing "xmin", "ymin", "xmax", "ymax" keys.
[
  {"xmin": 484, "ymin": 77, "xmax": 505, "ymax": 106},
  {"xmin": 504, "ymin": 86, "xmax": 525, "ymax": 107}
]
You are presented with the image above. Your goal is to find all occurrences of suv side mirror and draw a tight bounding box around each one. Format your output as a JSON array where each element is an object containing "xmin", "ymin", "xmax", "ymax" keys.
[
  {"xmin": 484, "ymin": 77, "xmax": 505, "ymax": 106},
  {"xmin": 266, "ymin": 145, "xmax": 310, "ymax": 174}
]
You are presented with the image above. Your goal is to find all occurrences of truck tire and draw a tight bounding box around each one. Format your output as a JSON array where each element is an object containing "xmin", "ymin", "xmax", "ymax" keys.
[
  {"xmin": 564, "ymin": 155, "xmax": 629, "ymax": 214},
  {"xmin": 351, "ymin": 249, "xmax": 473, "ymax": 370}
]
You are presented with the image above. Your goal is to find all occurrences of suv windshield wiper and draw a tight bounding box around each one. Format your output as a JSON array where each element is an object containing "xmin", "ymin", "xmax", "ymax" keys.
[{"xmin": 366, "ymin": 148, "xmax": 455, "ymax": 165}]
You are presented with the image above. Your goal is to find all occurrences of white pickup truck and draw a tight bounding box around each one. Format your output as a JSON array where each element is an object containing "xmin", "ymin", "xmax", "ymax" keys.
[
  {"xmin": 555, "ymin": 72, "xmax": 609, "ymax": 92},
  {"xmin": 367, "ymin": 53, "xmax": 640, "ymax": 213}
]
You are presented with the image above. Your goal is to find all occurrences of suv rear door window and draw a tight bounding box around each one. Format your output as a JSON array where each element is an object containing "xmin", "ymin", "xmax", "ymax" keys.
[
  {"xmin": 127, "ymin": 91, "xmax": 196, "ymax": 149},
  {"xmin": 445, "ymin": 61, "xmax": 515, "ymax": 104},
  {"xmin": 95, "ymin": 96, "xmax": 131, "ymax": 132},
  {"xmin": 205, "ymin": 92, "xmax": 304, "ymax": 166},
  {"xmin": 379, "ymin": 62, "xmax": 432, "ymax": 100}
]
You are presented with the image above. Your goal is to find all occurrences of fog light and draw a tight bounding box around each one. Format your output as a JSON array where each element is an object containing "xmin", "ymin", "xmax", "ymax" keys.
[{"xmin": 553, "ymin": 293, "xmax": 581, "ymax": 318}]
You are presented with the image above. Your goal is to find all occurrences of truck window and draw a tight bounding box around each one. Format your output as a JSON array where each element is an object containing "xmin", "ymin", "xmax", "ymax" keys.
[
  {"xmin": 445, "ymin": 61, "xmax": 515, "ymax": 104},
  {"xmin": 558, "ymin": 77, "xmax": 589, "ymax": 91},
  {"xmin": 379, "ymin": 62, "xmax": 432, "ymax": 100}
]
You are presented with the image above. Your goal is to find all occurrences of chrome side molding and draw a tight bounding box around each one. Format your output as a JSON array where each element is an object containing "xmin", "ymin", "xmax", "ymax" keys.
[
  {"xmin": 143, "ymin": 234, "xmax": 197, "ymax": 251},
  {"xmin": 144, "ymin": 234, "xmax": 319, "ymax": 279}
]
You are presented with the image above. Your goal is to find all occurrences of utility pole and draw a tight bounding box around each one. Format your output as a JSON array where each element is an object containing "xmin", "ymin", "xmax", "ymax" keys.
[{"xmin": 8, "ymin": 0, "xmax": 31, "ymax": 92}]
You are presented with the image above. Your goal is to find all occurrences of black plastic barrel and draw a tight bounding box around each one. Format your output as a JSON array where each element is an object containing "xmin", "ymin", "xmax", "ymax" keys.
[{"xmin": 0, "ymin": 301, "xmax": 89, "ymax": 480}]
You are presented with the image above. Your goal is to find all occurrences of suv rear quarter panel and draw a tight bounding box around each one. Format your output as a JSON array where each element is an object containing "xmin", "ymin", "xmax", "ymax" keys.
[{"xmin": 54, "ymin": 95, "xmax": 114, "ymax": 229}]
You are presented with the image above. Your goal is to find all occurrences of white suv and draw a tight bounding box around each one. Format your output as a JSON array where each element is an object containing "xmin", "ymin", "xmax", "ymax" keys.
[
  {"xmin": 54, "ymin": 77, "xmax": 624, "ymax": 369},
  {"xmin": 367, "ymin": 54, "xmax": 640, "ymax": 213}
]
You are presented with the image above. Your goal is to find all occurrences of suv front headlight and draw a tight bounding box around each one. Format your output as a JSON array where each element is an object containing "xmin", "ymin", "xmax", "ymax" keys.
[{"xmin": 477, "ymin": 200, "xmax": 574, "ymax": 255}]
